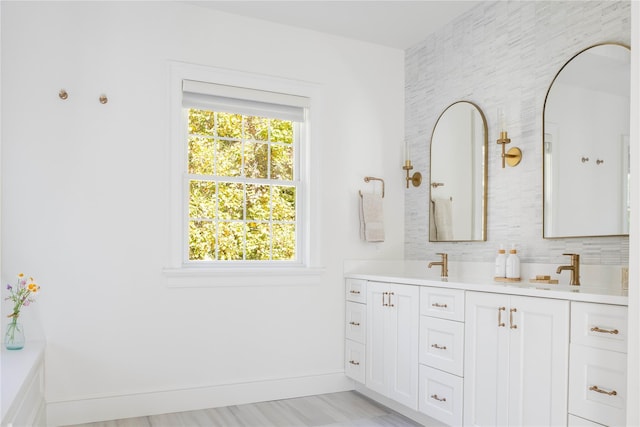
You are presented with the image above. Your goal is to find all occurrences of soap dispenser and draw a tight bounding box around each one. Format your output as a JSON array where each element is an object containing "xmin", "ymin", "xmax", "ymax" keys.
[
  {"xmin": 495, "ymin": 245, "xmax": 507, "ymax": 278},
  {"xmin": 506, "ymin": 244, "xmax": 520, "ymax": 279}
]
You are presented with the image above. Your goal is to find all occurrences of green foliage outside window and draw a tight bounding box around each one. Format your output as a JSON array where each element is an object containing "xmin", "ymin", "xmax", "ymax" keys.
[{"xmin": 187, "ymin": 109, "xmax": 296, "ymax": 261}]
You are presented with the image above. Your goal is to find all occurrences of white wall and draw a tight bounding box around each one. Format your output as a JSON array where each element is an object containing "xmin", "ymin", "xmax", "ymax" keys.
[
  {"xmin": 405, "ymin": 0, "xmax": 630, "ymax": 265},
  {"xmin": 0, "ymin": 2, "xmax": 405, "ymax": 425}
]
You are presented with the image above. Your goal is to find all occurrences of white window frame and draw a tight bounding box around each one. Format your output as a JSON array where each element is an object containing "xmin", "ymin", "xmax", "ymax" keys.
[{"xmin": 164, "ymin": 62, "xmax": 324, "ymax": 287}]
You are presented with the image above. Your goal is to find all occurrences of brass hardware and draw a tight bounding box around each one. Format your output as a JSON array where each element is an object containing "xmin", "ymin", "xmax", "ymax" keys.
[
  {"xmin": 349, "ymin": 321, "xmax": 360, "ymax": 326},
  {"xmin": 431, "ymin": 343, "xmax": 447, "ymax": 350},
  {"xmin": 510, "ymin": 308, "xmax": 518, "ymax": 329},
  {"xmin": 497, "ymin": 131, "xmax": 523, "ymax": 168},
  {"xmin": 556, "ymin": 253, "xmax": 580, "ymax": 285},
  {"xmin": 58, "ymin": 89, "xmax": 68, "ymax": 100},
  {"xmin": 431, "ymin": 182, "xmax": 445, "ymax": 188},
  {"xmin": 591, "ymin": 326, "xmax": 619, "ymax": 335},
  {"xmin": 359, "ymin": 176, "xmax": 385, "ymax": 198},
  {"xmin": 99, "ymin": 94, "xmax": 108, "ymax": 104},
  {"xmin": 349, "ymin": 290, "xmax": 361, "ymax": 294},
  {"xmin": 498, "ymin": 307, "xmax": 506, "ymax": 327},
  {"xmin": 581, "ymin": 156, "xmax": 590, "ymax": 163},
  {"xmin": 382, "ymin": 292, "xmax": 388, "ymax": 307},
  {"xmin": 403, "ymin": 160, "xmax": 422, "ymax": 188},
  {"xmin": 597, "ymin": 159, "xmax": 604, "ymax": 165},
  {"xmin": 430, "ymin": 394, "xmax": 447, "ymax": 402},
  {"xmin": 428, "ymin": 253, "xmax": 448, "ymax": 278},
  {"xmin": 432, "ymin": 302, "xmax": 448, "ymax": 308},
  {"xmin": 388, "ymin": 292, "xmax": 395, "ymax": 307},
  {"xmin": 589, "ymin": 385, "xmax": 617, "ymax": 396},
  {"xmin": 349, "ymin": 360, "xmax": 360, "ymax": 366}
]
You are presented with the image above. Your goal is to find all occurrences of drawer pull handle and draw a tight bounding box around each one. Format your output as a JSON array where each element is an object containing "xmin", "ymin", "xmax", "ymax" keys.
[
  {"xmin": 430, "ymin": 394, "xmax": 446, "ymax": 402},
  {"xmin": 591, "ymin": 326, "xmax": 619, "ymax": 335},
  {"xmin": 589, "ymin": 385, "xmax": 617, "ymax": 396},
  {"xmin": 431, "ymin": 343, "xmax": 447, "ymax": 350},
  {"xmin": 432, "ymin": 302, "xmax": 448, "ymax": 308},
  {"xmin": 498, "ymin": 307, "xmax": 506, "ymax": 327},
  {"xmin": 382, "ymin": 292, "xmax": 388, "ymax": 306},
  {"xmin": 349, "ymin": 360, "xmax": 360, "ymax": 366},
  {"xmin": 349, "ymin": 290, "xmax": 361, "ymax": 294},
  {"xmin": 510, "ymin": 308, "xmax": 518, "ymax": 329},
  {"xmin": 349, "ymin": 321, "xmax": 360, "ymax": 326}
]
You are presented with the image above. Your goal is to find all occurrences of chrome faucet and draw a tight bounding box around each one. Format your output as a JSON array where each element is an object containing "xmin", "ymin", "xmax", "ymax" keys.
[
  {"xmin": 428, "ymin": 253, "xmax": 448, "ymax": 278},
  {"xmin": 556, "ymin": 253, "xmax": 580, "ymax": 286}
]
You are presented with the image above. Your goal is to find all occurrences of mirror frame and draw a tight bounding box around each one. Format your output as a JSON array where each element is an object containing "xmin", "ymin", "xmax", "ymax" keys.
[
  {"xmin": 542, "ymin": 42, "xmax": 630, "ymax": 239},
  {"xmin": 429, "ymin": 100, "xmax": 488, "ymax": 242}
]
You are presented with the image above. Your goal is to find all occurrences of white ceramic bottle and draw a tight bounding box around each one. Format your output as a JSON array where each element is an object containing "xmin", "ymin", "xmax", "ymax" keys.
[
  {"xmin": 495, "ymin": 245, "xmax": 507, "ymax": 278},
  {"xmin": 506, "ymin": 245, "xmax": 520, "ymax": 279}
]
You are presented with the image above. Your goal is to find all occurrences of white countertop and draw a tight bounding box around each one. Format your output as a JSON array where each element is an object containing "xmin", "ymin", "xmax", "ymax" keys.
[
  {"xmin": 1, "ymin": 340, "xmax": 45, "ymax": 422},
  {"xmin": 344, "ymin": 260, "xmax": 628, "ymax": 306}
]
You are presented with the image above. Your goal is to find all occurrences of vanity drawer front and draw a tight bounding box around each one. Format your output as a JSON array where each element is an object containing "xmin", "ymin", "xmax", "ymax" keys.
[
  {"xmin": 345, "ymin": 340, "xmax": 365, "ymax": 383},
  {"xmin": 418, "ymin": 365, "xmax": 463, "ymax": 426},
  {"xmin": 346, "ymin": 279, "xmax": 367, "ymax": 304},
  {"xmin": 346, "ymin": 301, "xmax": 366, "ymax": 344},
  {"xmin": 571, "ymin": 302, "xmax": 627, "ymax": 353},
  {"xmin": 419, "ymin": 317, "xmax": 464, "ymax": 376},
  {"xmin": 567, "ymin": 414, "xmax": 605, "ymax": 426},
  {"xmin": 420, "ymin": 287, "xmax": 464, "ymax": 321},
  {"xmin": 569, "ymin": 345, "xmax": 626, "ymax": 426}
]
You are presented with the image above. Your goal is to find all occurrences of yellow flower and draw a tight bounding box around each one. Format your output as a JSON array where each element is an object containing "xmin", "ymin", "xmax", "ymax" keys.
[
  {"xmin": 18, "ymin": 273, "xmax": 24, "ymax": 278},
  {"xmin": 27, "ymin": 282, "xmax": 39, "ymax": 293}
]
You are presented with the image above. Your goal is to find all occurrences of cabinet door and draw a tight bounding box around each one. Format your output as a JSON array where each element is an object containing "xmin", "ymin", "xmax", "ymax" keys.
[
  {"xmin": 366, "ymin": 282, "xmax": 419, "ymax": 410},
  {"xmin": 386, "ymin": 283, "xmax": 419, "ymax": 409},
  {"xmin": 507, "ymin": 296, "xmax": 569, "ymax": 427},
  {"xmin": 464, "ymin": 292, "xmax": 510, "ymax": 427},
  {"xmin": 366, "ymin": 282, "xmax": 389, "ymax": 396}
]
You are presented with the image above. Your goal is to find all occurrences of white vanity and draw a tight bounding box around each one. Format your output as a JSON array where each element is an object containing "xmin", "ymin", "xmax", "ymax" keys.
[{"xmin": 344, "ymin": 263, "xmax": 628, "ymax": 427}]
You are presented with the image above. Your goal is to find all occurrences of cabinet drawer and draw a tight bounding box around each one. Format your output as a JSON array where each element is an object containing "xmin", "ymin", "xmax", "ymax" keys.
[
  {"xmin": 345, "ymin": 340, "xmax": 365, "ymax": 383},
  {"xmin": 420, "ymin": 287, "xmax": 464, "ymax": 321},
  {"xmin": 569, "ymin": 345, "xmax": 626, "ymax": 426},
  {"xmin": 419, "ymin": 317, "xmax": 464, "ymax": 376},
  {"xmin": 346, "ymin": 279, "xmax": 367, "ymax": 304},
  {"xmin": 567, "ymin": 414, "xmax": 605, "ymax": 426},
  {"xmin": 346, "ymin": 301, "xmax": 366, "ymax": 344},
  {"xmin": 418, "ymin": 365, "xmax": 463, "ymax": 426},
  {"xmin": 571, "ymin": 302, "xmax": 627, "ymax": 353}
]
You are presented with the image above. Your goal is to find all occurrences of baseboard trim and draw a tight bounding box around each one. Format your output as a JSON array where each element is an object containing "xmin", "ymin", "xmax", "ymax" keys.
[{"xmin": 47, "ymin": 371, "xmax": 354, "ymax": 426}]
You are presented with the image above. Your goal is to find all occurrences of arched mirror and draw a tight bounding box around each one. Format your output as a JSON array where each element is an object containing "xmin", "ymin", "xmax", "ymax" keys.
[
  {"xmin": 429, "ymin": 101, "xmax": 487, "ymax": 242},
  {"xmin": 543, "ymin": 43, "xmax": 630, "ymax": 238}
]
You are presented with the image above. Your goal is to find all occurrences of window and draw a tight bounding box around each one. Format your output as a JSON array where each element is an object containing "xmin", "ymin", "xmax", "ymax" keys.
[{"xmin": 181, "ymin": 79, "xmax": 309, "ymax": 265}]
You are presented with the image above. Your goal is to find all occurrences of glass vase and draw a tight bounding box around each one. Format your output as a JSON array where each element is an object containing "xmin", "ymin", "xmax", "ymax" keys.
[{"xmin": 5, "ymin": 319, "xmax": 25, "ymax": 350}]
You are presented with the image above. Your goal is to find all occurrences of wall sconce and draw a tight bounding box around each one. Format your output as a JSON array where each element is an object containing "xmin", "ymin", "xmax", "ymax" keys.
[
  {"xmin": 403, "ymin": 142, "xmax": 422, "ymax": 188},
  {"xmin": 496, "ymin": 108, "xmax": 522, "ymax": 168}
]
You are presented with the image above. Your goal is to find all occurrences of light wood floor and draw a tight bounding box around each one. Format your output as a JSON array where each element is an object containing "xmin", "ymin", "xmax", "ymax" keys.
[{"xmin": 64, "ymin": 391, "xmax": 424, "ymax": 427}]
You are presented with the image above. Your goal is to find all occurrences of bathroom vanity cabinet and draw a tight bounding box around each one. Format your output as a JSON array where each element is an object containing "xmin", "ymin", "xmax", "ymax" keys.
[{"xmin": 344, "ymin": 274, "xmax": 628, "ymax": 427}]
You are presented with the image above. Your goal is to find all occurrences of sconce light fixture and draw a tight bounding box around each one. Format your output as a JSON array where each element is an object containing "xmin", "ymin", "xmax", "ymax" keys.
[
  {"xmin": 496, "ymin": 108, "xmax": 522, "ymax": 168},
  {"xmin": 403, "ymin": 142, "xmax": 422, "ymax": 188}
]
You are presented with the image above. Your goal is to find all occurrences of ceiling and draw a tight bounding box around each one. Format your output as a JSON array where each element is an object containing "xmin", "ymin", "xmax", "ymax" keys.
[{"xmin": 187, "ymin": 1, "xmax": 479, "ymax": 50}]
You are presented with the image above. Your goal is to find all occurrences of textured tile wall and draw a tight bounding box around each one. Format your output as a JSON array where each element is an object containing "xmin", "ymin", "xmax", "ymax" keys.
[{"xmin": 405, "ymin": 0, "xmax": 630, "ymax": 265}]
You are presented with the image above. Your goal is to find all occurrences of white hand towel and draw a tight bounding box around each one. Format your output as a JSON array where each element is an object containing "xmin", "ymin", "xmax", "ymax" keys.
[
  {"xmin": 360, "ymin": 193, "xmax": 385, "ymax": 242},
  {"xmin": 432, "ymin": 197, "xmax": 453, "ymax": 240}
]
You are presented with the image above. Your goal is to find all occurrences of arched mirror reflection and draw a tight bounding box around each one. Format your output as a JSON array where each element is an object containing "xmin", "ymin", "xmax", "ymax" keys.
[
  {"xmin": 543, "ymin": 43, "xmax": 630, "ymax": 238},
  {"xmin": 429, "ymin": 101, "xmax": 487, "ymax": 242}
]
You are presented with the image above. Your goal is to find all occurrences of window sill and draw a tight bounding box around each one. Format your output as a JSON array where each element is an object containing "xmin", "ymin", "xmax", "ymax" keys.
[{"xmin": 162, "ymin": 266, "xmax": 325, "ymax": 288}]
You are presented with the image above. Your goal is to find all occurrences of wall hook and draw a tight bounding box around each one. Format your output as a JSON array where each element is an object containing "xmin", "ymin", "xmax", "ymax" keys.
[
  {"xmin": 58, "ymin": 89, "xmax": 68, "ymax": 100},
  {"xmin": 99, "ymin": 94, "xmax": 108, "ymax": 104}
]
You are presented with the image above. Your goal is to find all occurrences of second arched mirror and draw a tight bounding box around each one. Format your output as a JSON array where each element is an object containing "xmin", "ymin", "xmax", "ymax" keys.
[{"xmin": 429, "ymin": 101, "xmax": 487, "ymax": 242}]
